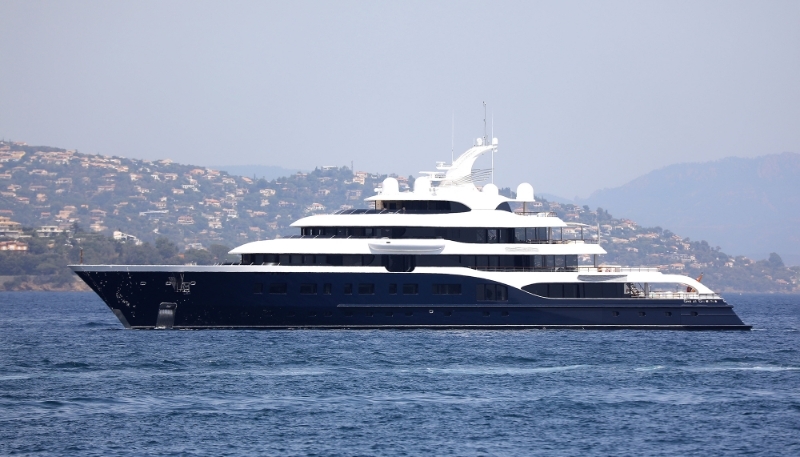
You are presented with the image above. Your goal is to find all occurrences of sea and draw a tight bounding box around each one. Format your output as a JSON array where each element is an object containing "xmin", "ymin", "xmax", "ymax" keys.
[{"xmin": 0, "ymin": 292, "xmax": 798, "ymax": 456}]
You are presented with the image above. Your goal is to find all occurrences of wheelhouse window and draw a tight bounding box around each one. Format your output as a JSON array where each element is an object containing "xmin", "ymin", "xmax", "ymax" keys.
[{"xmin": 293, "ymin": 225, "xmax": 567, "ymax": 244}]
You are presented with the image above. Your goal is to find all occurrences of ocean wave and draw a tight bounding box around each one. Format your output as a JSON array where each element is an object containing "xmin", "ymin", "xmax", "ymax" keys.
[{"xmin": 422, "ymin": 365, "xmax": 589, "ymax": 375}]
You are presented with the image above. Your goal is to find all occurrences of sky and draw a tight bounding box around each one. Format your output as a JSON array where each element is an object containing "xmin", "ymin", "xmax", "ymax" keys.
[{"xmin": 1, "ymin": 1, "xmax": 798, "ymax": 198}]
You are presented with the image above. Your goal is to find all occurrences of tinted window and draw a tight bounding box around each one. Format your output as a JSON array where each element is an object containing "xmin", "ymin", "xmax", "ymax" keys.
[
  {"xmin": 477, "ymin": 284, "xmax": 508, "ymax": 301},
  {"xmin": 323, "ymin": 283, "xmax": 332, "ymax": 295},
  {"xmin": 389, "ymin": 284, "xmax": 397, "ymax": 295},
  {"xmin": 402, "ymin": 284, "xmax": 418, "ymax": 295},
  {"xmin": 269, "ymin": 283, "xmax": 287, "ymax": 294},
  {"xmin": 358, "ymin": 283, "xmax": 375, "ymax": 295},
  {"xmin": 300, "ymin": 283, "xmax": 317, "ymax": 295},
  {"xmin": 343, "ymin": 283, "xmax": 352, "ymax": 295},
  {"xmin": 432, "ymin": 284, "xmax": 461, "ymax": 295}
]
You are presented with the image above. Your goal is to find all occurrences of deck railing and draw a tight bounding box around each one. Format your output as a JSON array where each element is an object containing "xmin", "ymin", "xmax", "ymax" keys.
[
  {"xmin": 578, "ymin": 266, "xmax": 660, "ymax": 273},
  {"xmin": 641, "ymin": 291, "xmax": 722, "ymax": 300},
  {"xmin": 514, "ymin": 211, "xmax": 558, "ymax": 217}
]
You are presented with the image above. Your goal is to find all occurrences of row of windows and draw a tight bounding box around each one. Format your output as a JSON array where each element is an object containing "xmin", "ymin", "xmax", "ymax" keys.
[
  {"xmin": 255, "ymin": 282, "xmax": 423, "ymax": 295},
  {"xmin": 241, "ymin": 254, "xmax": 579, "ymax": 271},
  {"xmin": 299, "ymin": 227, "xmax": 557, "ymax": 244},
  {"xmin": 266, "ymin": 310, "xmax": 513, "ymax": 317},
  {"xmin": 253, "ymin": 282, "xmax": 507, "ymax": 301},
  {"xmin": 523, "ymin": 282, "xmax": 629, "ymax": 299},
  {"xmin": 379, "ymin": 200, "xmax": 471, "ymax": 213}
]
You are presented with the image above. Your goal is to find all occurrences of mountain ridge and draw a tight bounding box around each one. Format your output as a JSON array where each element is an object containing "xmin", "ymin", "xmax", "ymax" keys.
[{"xmin": 579, "ymin": 152, "xmax": 800, "ymax": 265}]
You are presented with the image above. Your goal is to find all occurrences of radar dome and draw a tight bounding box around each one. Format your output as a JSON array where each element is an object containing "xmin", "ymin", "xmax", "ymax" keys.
[
  {"xmin": 382, "ymin": 177, "xmax": 399, "ymax": 194},
  {"xmin": 482, "ymin": 183, "xmax": 499, "ymax": 195},
  {"xmin": 414, "ymin": 177, "xmax": 431, "ymax": 194},
  {"xmin": 516, "ymin": 183, "xmax": 534, "ymax": 201}
]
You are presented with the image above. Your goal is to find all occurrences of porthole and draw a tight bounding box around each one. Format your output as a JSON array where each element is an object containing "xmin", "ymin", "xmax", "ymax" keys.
[
  {"xmin": 344, "ymin": 311, "xmax": 353, "ymax": 317},
  {"xmin": 501, "ymin": 311, "xmax": 509, "ymax": 317},
  {"xmin": 638, "ymin": 311, "xmax": 646, "ymax": 317},
  {"xmin": 405, "ymin": 311, "xmax": 413, "ymax": 316},
  {"xmin": 428, "ymin": 309, "xmax": 434, "ymax": 314},
  {"xmin": 366, "ymin": 311, "xmax": 373, "ymax": 317},
  {"xmin": 612, "ymin": 311, "xmax": 620, "ymax": 317},
  {"xmin": 385, "ymin": 311, "xmax": 393, "ymax": 317},
  {"xmin": 324, "ymin": 311, "xmax": 332, "ymax": 317},
  {"xmin": 483, "ymin": 311, "xmax": 490, "ymax": 317},
  {"xmin": 444, "ymin": 311, "xmax": 452, "ymax": 316},
  {"xmin": 665, "ymin": 311, "xmax": 672, "ymax": 316},
  {"xmin": 691, "ymin": 311, "xmax": 698, "ymax": 316}
]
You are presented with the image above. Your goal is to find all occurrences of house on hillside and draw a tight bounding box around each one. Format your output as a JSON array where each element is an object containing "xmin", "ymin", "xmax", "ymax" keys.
[{"xmin": 0, "ymin": 240, "xmax": 28, "ymax": 251}]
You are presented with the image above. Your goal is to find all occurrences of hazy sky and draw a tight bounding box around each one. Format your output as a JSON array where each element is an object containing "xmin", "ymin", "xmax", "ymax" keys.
[{"xmin": 1, "ymin": 1, "xmax": 798, "ymax": 198}]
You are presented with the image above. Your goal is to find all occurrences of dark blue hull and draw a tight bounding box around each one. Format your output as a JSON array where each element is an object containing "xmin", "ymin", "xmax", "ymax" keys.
[{"xmin": 74, "ymin": 269, "xmax": 751, "ymax": 330}]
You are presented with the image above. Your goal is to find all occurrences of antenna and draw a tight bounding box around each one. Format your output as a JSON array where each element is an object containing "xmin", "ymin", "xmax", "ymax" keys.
[
  {"xmin": 490, "ymin": 109, "xmax": 494, "ymax": 184},
  {"xmin": 483, "ymin": 101, "xmax": 487, "ymax": 144}
]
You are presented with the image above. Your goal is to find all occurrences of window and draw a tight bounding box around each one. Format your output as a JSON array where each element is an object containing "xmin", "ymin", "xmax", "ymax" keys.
[
  {"xmin": 487, "ymin": 229, "xmax": 498, "ymax": 243},
  {"xmin": 389, "ymin": 284, "xmax": 397, "ymax": 295},
  {"xmin": 402, "ymin": 284, "xmax": 418, "ymax": 295},
  {"xmin": 343, "ymin": 283, "xmax": 353, "ymax": 295},
  {"xmin": 300, "ymin": 283, "xmax": 317, "ymax": 295},
  {"xmin": 432, "ymin": 284, "xmax": 462, "ymax": 295},
  {"xmin": 523, "ymin": 283, "xmax": 625, "ymax": 298},
  {"xmin": 253, "ymin": 283, "xmax": 263, "ymax": 294},
  {"xmin": 358, "ymin": 283, "xmax": 375, "ymax": 295},
  {"xmin": 323, "ymin": 283, "xmax": 332, "ymax": 295},
  {"xmin": 269, "ymin": 283, "xmax": 287, "ymax": 294},
  {"xmin": 477, "ymin": 284, "xmax": 508, "ymax": 301}
]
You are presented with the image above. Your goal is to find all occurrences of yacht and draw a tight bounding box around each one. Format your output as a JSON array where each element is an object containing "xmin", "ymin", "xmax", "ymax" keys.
[{"xmin": 72, "ymin": 137, "xmax": 750, "ymax": 330}]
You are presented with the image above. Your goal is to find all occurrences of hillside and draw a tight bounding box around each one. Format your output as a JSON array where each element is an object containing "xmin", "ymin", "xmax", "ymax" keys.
[
  {"xmin": 580, "ymin": 152, "xmax": 800, "ymax": 266},
  {"xmin": 0, "ymin": 140, "xmax": 385, "ymax": 247},
  {"xmin": 1, "ymin": 140, "xmax": 798, "ymax": 293}
]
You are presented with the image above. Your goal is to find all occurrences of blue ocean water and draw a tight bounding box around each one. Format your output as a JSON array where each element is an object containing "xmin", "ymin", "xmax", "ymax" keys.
[{"xmin": 0, "ymin": 292, "xmax": 798, "ymax": 456}]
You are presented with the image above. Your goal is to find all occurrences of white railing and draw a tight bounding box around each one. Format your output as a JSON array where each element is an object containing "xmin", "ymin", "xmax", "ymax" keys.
[
  {"xmin": 577, "ymin": 266, "xmax": 660, "ymax": 273},
  {"xmin": 644, "ymin": 292, "xmax": 722, "ymax": 301}
]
